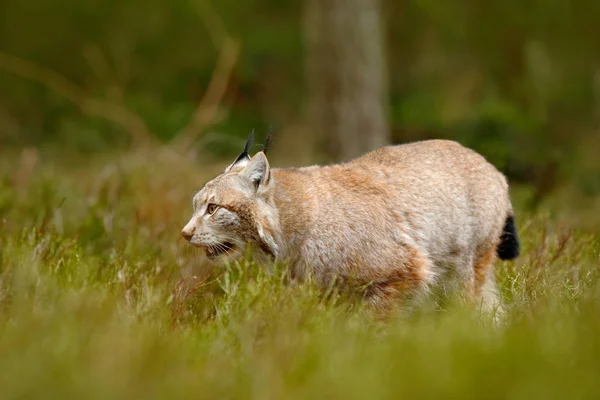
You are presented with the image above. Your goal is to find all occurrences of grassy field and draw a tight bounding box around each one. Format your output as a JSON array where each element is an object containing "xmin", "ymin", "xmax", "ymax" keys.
[{"xmin": 1, "ymin": 148, "xmax": 599, "ymax": 399}]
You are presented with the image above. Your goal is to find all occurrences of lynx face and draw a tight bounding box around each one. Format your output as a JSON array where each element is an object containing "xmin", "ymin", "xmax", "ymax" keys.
[{"xmin": 181, "ymin": 151, "xmax": 278, "ymax": 260}]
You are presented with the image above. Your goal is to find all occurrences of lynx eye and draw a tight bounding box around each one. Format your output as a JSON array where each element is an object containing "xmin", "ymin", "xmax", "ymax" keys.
[{"xmin": 206, "ymin": 203, "xmax": 219, "ymax": 215}]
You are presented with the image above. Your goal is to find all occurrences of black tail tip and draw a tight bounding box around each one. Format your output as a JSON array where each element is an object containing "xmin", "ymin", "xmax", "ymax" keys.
[{"xmin": 497, "ymin": 215, "xmax": 520, "ymax": 260}]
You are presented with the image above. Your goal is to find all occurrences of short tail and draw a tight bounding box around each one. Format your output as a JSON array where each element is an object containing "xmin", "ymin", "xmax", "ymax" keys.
[{"xmin": 497, "ymin": 215, "xmax": 520, "ymax": 260}]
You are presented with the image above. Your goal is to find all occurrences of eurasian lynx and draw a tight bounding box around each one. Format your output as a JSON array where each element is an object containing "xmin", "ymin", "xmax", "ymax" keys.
[{"xmin": 182, "ymin": 135, "xmax": 520, "ymax": 315}]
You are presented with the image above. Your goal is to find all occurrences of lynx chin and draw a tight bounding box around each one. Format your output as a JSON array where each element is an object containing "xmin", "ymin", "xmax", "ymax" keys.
[{"xmin": 182, "ymin": 135, "xmax": 520, "ymax": 316}]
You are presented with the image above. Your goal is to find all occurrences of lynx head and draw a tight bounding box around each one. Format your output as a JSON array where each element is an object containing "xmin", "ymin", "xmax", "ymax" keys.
[{"xmin": 181, "ymin": 133, "xmax": 278, "ymax": 260}]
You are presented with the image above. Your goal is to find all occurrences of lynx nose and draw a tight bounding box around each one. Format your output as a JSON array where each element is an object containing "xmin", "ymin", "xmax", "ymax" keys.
[{"xmin": 181, "ymin": 228, "xmax": 194, "ymax": 241}]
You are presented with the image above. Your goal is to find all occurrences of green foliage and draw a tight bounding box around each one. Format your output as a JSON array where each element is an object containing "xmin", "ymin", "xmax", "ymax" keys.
[
  {"xmin": 0, "ymin": 152, "xmax": 599, "ymax": 398},
  {"xmin": 2, "ymin": 0, "xmax": 599, "ymax": 191},
  {"xmin": 0, "ymin": 0, "xmax": 302, "ymax": 153}
]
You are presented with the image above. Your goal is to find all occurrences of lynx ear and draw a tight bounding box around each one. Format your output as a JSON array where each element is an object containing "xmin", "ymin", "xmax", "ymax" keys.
[
  {"xmin": 239, "ymin": 151, "xmax": 270, "ymax": 190},
  {"xmin": 225, "ymin": 130, "xmax": 255, "ymax": 172}
]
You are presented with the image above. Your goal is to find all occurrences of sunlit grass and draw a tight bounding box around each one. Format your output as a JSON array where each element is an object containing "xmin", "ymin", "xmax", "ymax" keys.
[{"xmin": 0, "ymin": 149, "xmax": 599, "ymax": 399}]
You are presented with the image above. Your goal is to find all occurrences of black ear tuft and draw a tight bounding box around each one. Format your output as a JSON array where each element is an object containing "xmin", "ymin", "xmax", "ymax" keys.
[
  {"xmin": 263, "ymin": 133, "xmax": 273, "ymax": 155},
  {"xmin": 244, "ymin": 129, "xmax": 255, "ymax": 155},
  {"xmin": 230, "ymin": 130, "xmax": 255, "ymax": 167}
]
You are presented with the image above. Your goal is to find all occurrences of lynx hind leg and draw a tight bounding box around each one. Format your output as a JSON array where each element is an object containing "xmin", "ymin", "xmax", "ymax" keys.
[
  {"xmin": 473, "ymin": 246, "xmax": 503, "ymax": 319},
  {"xmin": 365, "ymin": 246, "xmax": 436, "ymax": 318},
  {"xmin": 454, "ymin": 253, "xmax": 476, "ymax": 302}
]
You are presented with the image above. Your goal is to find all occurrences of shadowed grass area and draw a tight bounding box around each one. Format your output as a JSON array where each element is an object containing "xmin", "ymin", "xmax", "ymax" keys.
[{"xmin": 0, "ymin": 149, "xmax": 599, "ymax": 399}]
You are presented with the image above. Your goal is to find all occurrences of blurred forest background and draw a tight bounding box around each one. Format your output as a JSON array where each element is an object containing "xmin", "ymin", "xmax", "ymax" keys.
[{"xmin": 1, "ymin": 0, "xmax": 600, "ymax": 214}]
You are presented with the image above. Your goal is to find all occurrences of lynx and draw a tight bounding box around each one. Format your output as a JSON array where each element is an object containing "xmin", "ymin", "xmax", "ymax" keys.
[{"xmin": 181, "ymin": 135, "xmax": 520, "ymax": 315}]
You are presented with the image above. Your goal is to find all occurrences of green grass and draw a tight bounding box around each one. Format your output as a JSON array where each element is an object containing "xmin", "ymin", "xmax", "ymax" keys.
[{"xmin": 1, "ymin": 149, "xmax": 599, "ymax": 399}]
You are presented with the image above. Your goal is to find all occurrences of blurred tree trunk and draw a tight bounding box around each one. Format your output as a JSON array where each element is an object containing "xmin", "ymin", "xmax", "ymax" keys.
[{"xmin": 304, "ymin": 0, "xmax": 389, "ymax": 161}]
